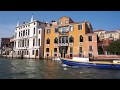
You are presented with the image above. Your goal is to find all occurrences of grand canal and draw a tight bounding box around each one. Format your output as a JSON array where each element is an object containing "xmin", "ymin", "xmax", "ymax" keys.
[{"xmin": 0, "ymin": 57, "xmax": 120, "ymax": 79}]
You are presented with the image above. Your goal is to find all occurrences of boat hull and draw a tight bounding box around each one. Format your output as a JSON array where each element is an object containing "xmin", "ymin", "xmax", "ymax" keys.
[{"xmin": 61, "ymin": 58, "xmax": 120, "ymax": 69}]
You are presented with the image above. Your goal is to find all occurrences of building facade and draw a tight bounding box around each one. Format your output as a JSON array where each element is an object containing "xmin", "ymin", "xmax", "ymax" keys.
[
  {"xmin": 94, "ymin": 30, "xmax": 120, "ymax": 55},
  {"xmin": 1, "ymin": 37, "xmax": 11, "ymax": 56},
  {"xmin": 104, "ymin": 31, "xmax": 120, "ymax": 41},
  {"xmin": 0, "ymin": 47, "xmax": 1, "ymax": 55},
  {"xmin": 13, "ymin": 15, "xmax": 46, "ymax": 59},
  {"xmin": 94, "ymin": 30, "xmax": 106, "ymax": 41},
  {"xmin": 44, "ymin": 16, "xmax": 98, "ymax": 59}
]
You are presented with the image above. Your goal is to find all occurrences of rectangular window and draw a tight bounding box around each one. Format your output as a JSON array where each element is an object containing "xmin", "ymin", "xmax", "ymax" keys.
[
  {"xmin": 88, "ymin": 36, "xmax": 92, "ymax": 41},
  {"xmin": 79, "ymin": 47, "xmax": 82, "ymax": 52},
  {"xmin": 46, "ymin": 48, "xmax": 49, "ymax": 52},
  {"xmin": 70, "ymin": 54, "xmax": 73, "ymax": 57},
  {"xmin": 110, "ymin": 34, "xmax": 112, "ymax": 38},
  {"xmin": 70, "ymin": 26, "xmax": 74, "ymax": 31},
  {"xmin": 78, "ymin": 24, "xmax": 82, "ymax": 30},
  {"xmin": 65, "ymin": 20, "xmax": 68, "ymax": 24},
  {"xmin": 79, "ymin": 54, "xmax": 82, "ymax": 57},
  {"xmin": 39, "ymin": 30, "xmax": 40, "ymax": 34},
  {"xmin": 70, "ymin": 47, "xmax": 73, "ymax": 53},
  {"xmin": 54, "ymin": 48, "xmax": 57, "ymax": 52},
  {"xmin": 55, "ymin": 28, "xmax": 58, "ymax": 33},
  {"xmin": 88, "ymin": 53, "xmax": 92, "ymax": 57},
  {"xmin": 54, "ymin": 54, "xmax": 57, "ymax": 57},
  {"xmin": 47, "ymin": 29, "xmax": 50, "ymax": 34},
  {"xmin": 89, "ymin": 46, "xmax": 93, "ymax": 51},
  {"xmin": 32, "ymin": 50, "xmax": 34, "ymax": 55}
]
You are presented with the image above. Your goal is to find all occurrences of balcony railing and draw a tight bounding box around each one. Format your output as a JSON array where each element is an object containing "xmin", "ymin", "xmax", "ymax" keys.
[{"xmin": 58, "ymin": 43, "xmax": 68, "ymax": 46}]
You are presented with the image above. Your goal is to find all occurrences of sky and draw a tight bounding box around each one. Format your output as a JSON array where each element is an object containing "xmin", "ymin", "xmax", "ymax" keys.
[{"xmin": 0, "ymin": 11, "xmax": 120, "ymax": 46}]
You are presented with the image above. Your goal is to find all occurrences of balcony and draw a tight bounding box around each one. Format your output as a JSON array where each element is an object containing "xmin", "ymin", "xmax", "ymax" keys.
[
  {"xmin": 69, "ymin": 43, "xmax": 73, "ymax": 46},
  {"xmin": 59, "ymin": 32, "xmax": 69, "ymax": 36},
  {"xmin": 58, "ymin": 43, "xmax": 68, "ymax": 46},
  {"xmin": 79, "ymin": 42, "xmax": 83, "ymax": 46}
]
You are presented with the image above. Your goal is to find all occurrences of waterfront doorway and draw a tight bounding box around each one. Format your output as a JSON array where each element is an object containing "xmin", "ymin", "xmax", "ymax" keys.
[
  {"xmin": 36, "ymin": 50, "xmax": 38, "ymax": 56},
  {"xmin": 21, "ymin": 51, "xmax": 24, "ymax": 59},
  {"xmin": 35, "ymin": 50, "xmax": 39, "ymax": 59},
  {"xmin": 59, "ymin": 46, "xmax": 68, "ymax": 58}
]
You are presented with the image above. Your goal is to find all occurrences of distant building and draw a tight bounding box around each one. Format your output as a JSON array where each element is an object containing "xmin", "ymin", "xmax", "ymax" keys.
[
  {"xmin": 94, "ymin": 30, "xmax": 106, "ymax": 41},
  {"xmin": 104, "ymin": 31, "xmax": 120, "ymax": 41},
  {"xmin": 44, "ymin": 16, "xmax": 98, "ymax": 59},
  {"xmin": 0, "ymin": 47, "xmax": 1, "ymax": 55},
  {"xmin": 13, "ymin": 15, "xmax": 46, "ymax": 59},
  {"xmin": 94, "ymin": 30, "xmax": 120, "ymax": 55},
  {"xmin": 8, "ymin": 36, "xmax": 14, "ymax": 58},
  {"xmin": 1, "ymin": 37, "xmax": 11, "ymax": 56}
]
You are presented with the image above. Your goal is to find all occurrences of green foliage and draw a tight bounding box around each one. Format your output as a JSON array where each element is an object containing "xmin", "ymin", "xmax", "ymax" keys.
[
  {"xmin": 98, "ymin": 46, "xmax": 104, "ymax": 54},
  {"xmin": 106, "ymin": 40, "xmax": 120, "ymax": 55}
]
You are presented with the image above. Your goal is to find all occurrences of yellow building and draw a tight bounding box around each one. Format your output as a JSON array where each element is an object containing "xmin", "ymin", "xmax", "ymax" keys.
[{"xmin": 44, "ymin": 16, "xmax": 98, "ymax": 59}]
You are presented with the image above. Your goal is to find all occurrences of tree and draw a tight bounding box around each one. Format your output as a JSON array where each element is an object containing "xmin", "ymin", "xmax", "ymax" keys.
[
  {"xmin": 98, "ymin": 46, "xmax": 104, "ymax": 54},
  {"xmin": 106, "ymin": 40, "xmax": 120, "ymax": 55}
]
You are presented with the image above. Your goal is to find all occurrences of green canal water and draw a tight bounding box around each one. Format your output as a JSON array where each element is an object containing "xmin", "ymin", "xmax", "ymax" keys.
[{"xmin": 0, "ymin": 57, "xmax": 120, "ymax": 79}]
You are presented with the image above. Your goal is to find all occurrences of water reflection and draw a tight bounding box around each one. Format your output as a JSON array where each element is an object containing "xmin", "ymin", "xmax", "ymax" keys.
[
  {"xmin": 11, "ymin": 59, "xmax": 41, "ymax": 79},
  {"xmin": 0, "ymin": 57, "xmax": 120, "ymax": 79}
]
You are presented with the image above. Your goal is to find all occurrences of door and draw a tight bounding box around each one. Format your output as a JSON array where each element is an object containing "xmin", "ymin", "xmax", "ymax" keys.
[{"xmin": 36, "ymin": 50, "xmax": 38, "ymax": 56}]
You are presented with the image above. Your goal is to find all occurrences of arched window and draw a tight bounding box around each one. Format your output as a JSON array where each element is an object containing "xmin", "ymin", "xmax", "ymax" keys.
[
  {"xmin": 79, "ymin": 35, "xmax": 83, "ymax": 42},
  {"xmin": 69, "ymin": 36, "xmax": 74, "ymax": 43},
  {"xmin": 34, "ymin": 27, "xmax": 35, "ymax": 34},
  {"xmin": 19, "ymin": 32, "xmax": 20, "ymax": 37},
  {"xmin": 38, "ymin": 38, "xmax": 40, "ymax": 46},
  {"xmin": 22, "ymin": 40, "xmax": 24, "ymax": 47},
  {"xmin": 46, "ymin": 38, "xmax": 50, "ymax": 44},
  {"xmin": 28, "ymin": 29, "xmax": 30, "ymax": 35},
  {"xmin": 54, "ymin": 37, "xmax": 58, "ymax": 44},
  {"xmin": 27, "ymin": 39, "xmax": 29, "ymax": 46},
  {"xmin": 33, "ymin": 38, "xmax": 35, "ymax": 46},
  {"xmin": 18, "ymin": 51, "xmax": 19, "ymax": 55}
]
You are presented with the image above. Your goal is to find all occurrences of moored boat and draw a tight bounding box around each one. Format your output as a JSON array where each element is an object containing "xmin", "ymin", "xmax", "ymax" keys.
[{"xmin": 61, "ymin": 57, "xmax": 120, "ymax": 69}]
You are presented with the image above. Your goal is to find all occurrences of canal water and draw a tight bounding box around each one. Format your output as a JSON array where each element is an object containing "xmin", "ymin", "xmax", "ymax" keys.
[{"xmin": 0, "ymin": 57, "xmax": 120, "ymax": 79}]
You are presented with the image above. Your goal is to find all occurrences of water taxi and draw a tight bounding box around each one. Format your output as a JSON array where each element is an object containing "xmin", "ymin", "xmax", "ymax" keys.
[{"xmin": 61, "ymin": 57, "xmax": 120, "ymax": 69}]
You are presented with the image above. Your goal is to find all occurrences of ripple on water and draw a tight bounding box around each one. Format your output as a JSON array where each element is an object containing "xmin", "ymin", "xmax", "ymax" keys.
[{"xmin": 0, "ymin": 58, "xmax": 120, "ymax": 79}]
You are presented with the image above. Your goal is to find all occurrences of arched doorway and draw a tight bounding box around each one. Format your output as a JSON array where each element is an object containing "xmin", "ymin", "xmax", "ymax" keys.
[
  {"xmin": 35, "ymin": 50, "xmax": 39, "ymax": 59},
  {"xmin": 21, "ymin": 51, "xmax": 24, "ymax": 59}
]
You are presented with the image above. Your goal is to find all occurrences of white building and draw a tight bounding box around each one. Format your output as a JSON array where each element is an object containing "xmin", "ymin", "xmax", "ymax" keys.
[{"xmin": 13, "ymin": 15, "xmax": 46, "ymax": 59}]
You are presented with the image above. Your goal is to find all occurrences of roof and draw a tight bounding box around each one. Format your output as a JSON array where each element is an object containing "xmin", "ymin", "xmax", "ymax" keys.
[
  {"xmin": 58, "ymin": 16, "xmax": 74, "ymax": 22},
  {"xmin": 94, "ymin": 30, "xmax": 105, "ymax": 32},
  {"xmin": 105, "ymin": 31, "xmax": 117, "ymax": 33},
  {"xmin": 58, "ymin": 16, "xmax": 71, "ymax": 20}
]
